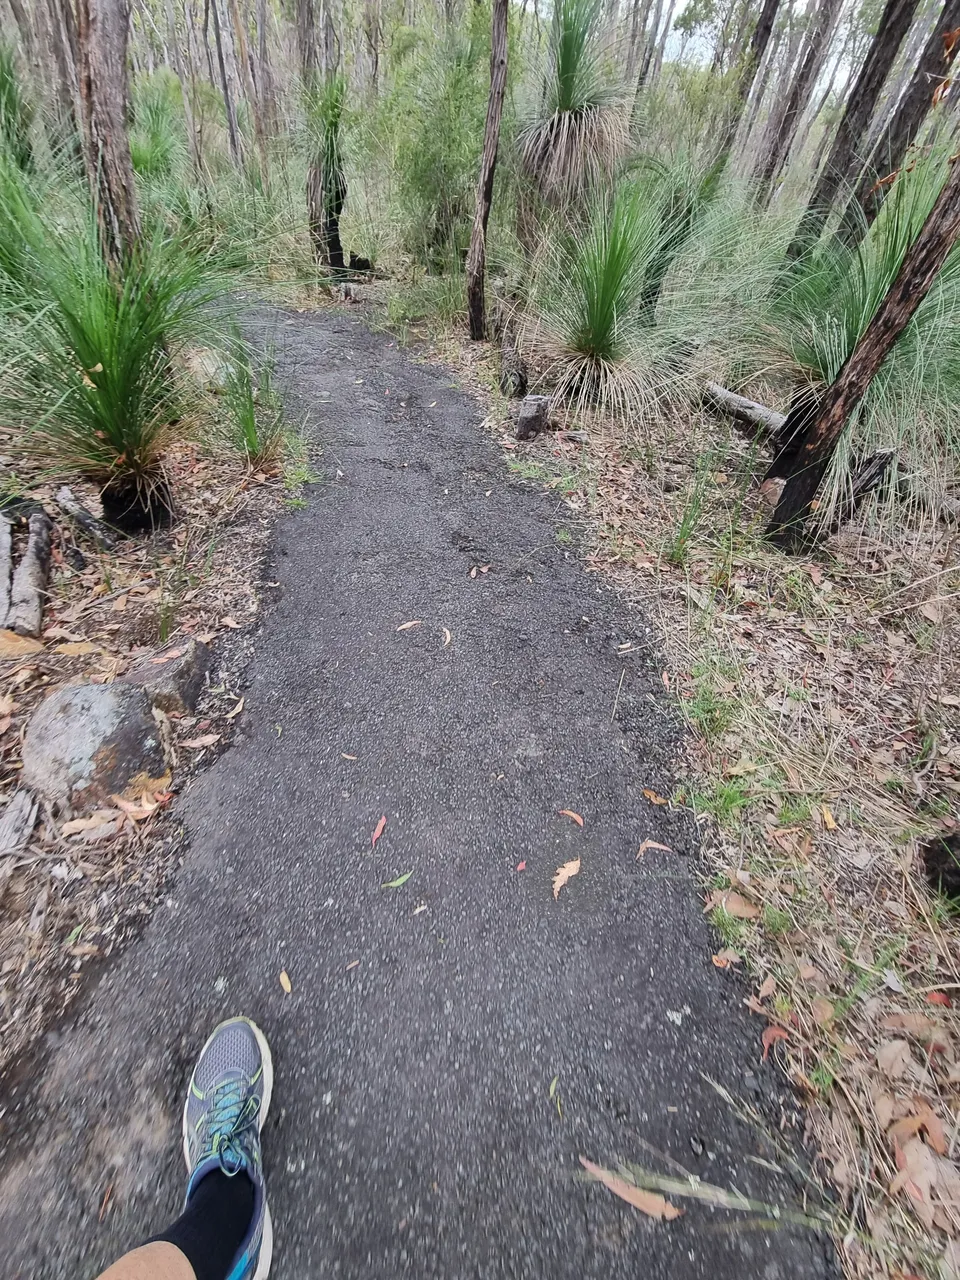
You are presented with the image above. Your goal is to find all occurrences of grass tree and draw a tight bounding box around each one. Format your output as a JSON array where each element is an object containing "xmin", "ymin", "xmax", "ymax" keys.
[
  {"xmin": 768, "ymin": 154, "xmax": 960, "ymax": 547},
  {"xmin": 304, "ymin": 72, "xmax": 347, "ymax": 271},
  {"xmin": 518, "ymin": 0, "xmax": 630, "ymax": 209}
]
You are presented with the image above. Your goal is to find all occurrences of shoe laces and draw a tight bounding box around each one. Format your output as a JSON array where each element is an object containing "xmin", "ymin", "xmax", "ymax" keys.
[{"xmin": 200, "ymin": 1077, "xmax": 261, "ymax": 1176}]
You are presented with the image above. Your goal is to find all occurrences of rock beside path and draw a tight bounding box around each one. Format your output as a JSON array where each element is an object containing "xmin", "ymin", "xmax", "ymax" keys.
[
  {"xmin": 122, "ymin": 640, "xmax": 211, "ymax": 714},
  {"xmin": 22, "ymin": 684, "xmax": 168, "ymax": 811}
]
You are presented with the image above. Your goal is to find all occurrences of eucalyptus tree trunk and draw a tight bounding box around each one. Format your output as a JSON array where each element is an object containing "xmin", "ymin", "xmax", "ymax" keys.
[
  {"xmin": 466, "ymin": 0, "xmax": 509, "ymax": 339},
  {"xmin": 768, "ymin": 155, "xmax": 960, "ymax": 547},
  {"xmin": 255, "ymin": 0, "xmax": 277, "ymax": 133},
  {"xmin": 712, "ymin": 0, "xmax": 781, "ymax": 168},
  {"xmin": 228, "ymin": 0, "xmax": 269, "ymax": 182},
  {"xmin": 651, "ymin": 0, "xmax": 678, "ymax": 77},
  {"xmin": 835, "ymin": 0, "xmax": 960, "ymax": 248},
  {"xmin": 164, "ymin": 0, "xmax": 206, "ymax": 183},
  {"xmin": 637, "ymin": 0, "xmax": 664, "ymax": 85},
  {"xmin": 46, "ymin": 0, "xmax": 84, "ymax": 152},
  {"xmin": 754, "ymin": 0, "xmax": 844, "ymax": 205},
  {"xmin": 207, "ymin": 0, "xmax": 243, "ymax": 166},
  {"xmin": 74, "ymin": 0, "xmax": 142, "ymax": 265},
  {"xmin": 786, "ymin": 0, "xmax": 921, "ymax": 258}
]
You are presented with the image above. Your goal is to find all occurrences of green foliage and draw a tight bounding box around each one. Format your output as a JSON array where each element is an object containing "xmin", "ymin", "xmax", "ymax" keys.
[
  {"xmin": 131, "ymin": 72, "xmax": 186, "ymax": 177},
  {"xmin": 769, "ymin": 147, "xmax": 960, "ymax": 520},
  {"xmin": 221, "ymin": 338, "xmax": 285, "ymax": 465},
  {"xmin": 0, "ymin": 157, "xmax": 222, "ymax": 493},
  {"xmin": 519, "ymin": 0, "xmax": 628, "ymax": 203},
  {"xmin": 390, "ymin": 27, "xmax": 489, "ymax": 268},
  {"xmin": 0, "ymin": 42, "xmax": 32, "ymax": 172}
]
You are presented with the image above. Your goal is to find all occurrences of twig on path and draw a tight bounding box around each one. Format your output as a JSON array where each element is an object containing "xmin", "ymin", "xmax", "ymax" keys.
[{"xmin": 611, "ymin": 669, "xmax": 625, "ymax": 723}]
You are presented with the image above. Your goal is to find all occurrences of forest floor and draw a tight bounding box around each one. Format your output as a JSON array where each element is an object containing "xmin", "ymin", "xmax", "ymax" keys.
[{"xmin": 0, "ymin": 303, "xmax": 835, "ymax": 1280}]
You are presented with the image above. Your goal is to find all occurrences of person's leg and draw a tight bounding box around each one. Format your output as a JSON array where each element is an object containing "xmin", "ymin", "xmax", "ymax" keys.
[
  {"xmin": 97, "ymin": 1242, "xmax": 196, "ymax": 1280},
  {"xmin": 94, "ymin": 1016, "xmax": 274, "ymax": 1280}
]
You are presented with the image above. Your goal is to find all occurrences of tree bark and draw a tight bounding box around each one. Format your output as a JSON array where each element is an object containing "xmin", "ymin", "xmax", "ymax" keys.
[
  {"xmin": 208, "ymin": 0, "xmax": 243, "ymax": 166},
  {"xmin": 74, "ymin": 0, "xmax": 142, "ymax": 266},
  {"xmin": 254, "ymin": 0, "xmax": 277, "ymax": 132},
  {"xmin": 466, "ymin": 0, "xmax": 508, "ymax": 340},
  {"xmin": 712, "ymin": 0, "xmax": 781, "ymax": 166},
  {"xmin": 754, "ymin": 0, "xmax": 844, "ymax": 205},
  {"xmin": 787, "ymin": 0, "xmax": 922, "ymax": 258},
  {"xmin": 768, "ymin": 154, "xmax": 960, "ymax": 547},
  {"xmin": 836, "ymin": 0, "xmax": 960, "ymax": 247},
  {"xmin": 227, "ymin": 0, "xmax": 269, "ymax": 182}
]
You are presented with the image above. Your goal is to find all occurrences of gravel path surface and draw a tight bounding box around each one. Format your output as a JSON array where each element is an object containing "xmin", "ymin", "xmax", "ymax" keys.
[{"xmin": 0, "ymin": 309, "xmax": 833, "ymax": 1280}]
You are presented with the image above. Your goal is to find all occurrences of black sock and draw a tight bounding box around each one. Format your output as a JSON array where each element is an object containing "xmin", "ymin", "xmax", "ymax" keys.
[{"xmin": 150, "ymin": 1169, "xmax": 255, "ymax": 1280}]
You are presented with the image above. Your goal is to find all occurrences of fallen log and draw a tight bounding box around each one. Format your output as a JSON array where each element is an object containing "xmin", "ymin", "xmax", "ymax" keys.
[
  {"xmin": 703, "ymin": 382, "xmax": 786, "ymax": 437},
  {"xmin": 0, "ymin": 515, "xmax": 11, "ymax": 627},
  {"xmin": 55, "ymin": 486, "xmax": 118, "ymax": 551},
  {"xmin": 8, "ymin": 511, "xmax": 52, "ymax": 637}
]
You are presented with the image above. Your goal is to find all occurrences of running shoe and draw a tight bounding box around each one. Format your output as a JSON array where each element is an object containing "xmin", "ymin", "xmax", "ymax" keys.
[{"xmin": 181, "ymin": 1016, "xmax": 274, "ymax": 1280}]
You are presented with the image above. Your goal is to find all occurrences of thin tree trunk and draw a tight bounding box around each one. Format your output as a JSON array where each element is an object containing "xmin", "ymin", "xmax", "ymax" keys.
[
  {"xmin": 208, "ymin": 0, "xmax": 243, "ymax": 165},
  {"xmin": 755, "ymin": 0, "xmax": 844, "ymax": 205},
  {"xmin": 712, "ymin": 0, "xmax": 781, "ymax": 167},
  {"xmin": 255, "ymin": 0, "xmax": 277, "ymax": 132},
  {"xmin": 74, "ymin": 0, "xmax": 142, "ymax": 266},
  {"xmin": 652, "ymin": 0, "xmax": 678, "ymax": 77},
  {"xmin": 768, "ymin": 154, "xmax": 960, "ymax": 546},
  {"xmin": 47, "ymin": 0, "xmax": 84, "ymax": 153},
  {"xmin": 466, "ymin": 0, "xmax": 508, "ymax": 340},
  {"xmin": 638, "ymin": 0, "xmax": 664, "ymax": 85},
  {"xmin": 835, "ymin": 0, "xmax": 960, "ymax": 248},
  {"xmin": 164, "ymin": 0, "xmax": 206, "ymax": 183},
  {"xmin": 228, "ymin": 0, "xmax": 269, "ymax": 181},
  {"xmin": 787, "ymin": 0, "xmax": 921, "ymax": 258}
]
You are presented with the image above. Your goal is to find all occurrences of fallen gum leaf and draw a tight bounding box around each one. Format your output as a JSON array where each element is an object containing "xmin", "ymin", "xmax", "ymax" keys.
[
  {"xmin": 552, "ymin": 857, "xmax": 581, "ymax": 899},
  {"xmin": 559, "ymin": 809, "xmax": 584, "ymax": 827},
  {"xmin": 372, "ymin": 815, "xmax": 387, "ymax": 848},
  {"xmin": 382, "ymin": 871, "xmax": 413, "ymax": 888}
]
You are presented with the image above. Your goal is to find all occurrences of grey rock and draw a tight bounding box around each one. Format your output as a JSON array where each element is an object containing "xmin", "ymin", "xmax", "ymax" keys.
[
  {"xmin": 515, "ymin": 394, "xmax": 550, "ymax": 441},
  {"xmin": 122, "ymin": 640, "xmax": 211, "ymax": 713},
  {"xmin": 22, "ymin": 683, "xmax": 168, "ymax": 811}
]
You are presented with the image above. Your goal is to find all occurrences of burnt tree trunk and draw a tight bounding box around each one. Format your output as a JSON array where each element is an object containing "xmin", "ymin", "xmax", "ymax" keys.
[
  {"xmin": 754, "ymin": 0, "xmax": 844, "ymax": 205},
  {"xmin": 74, "ymin": 0, "xmax": 142, "ymax": 266},
  {"xmin": 713, "ymin": 0, "xmax": 781, "ymax": 167},
  {"xmin": 768, "ymin": 154, "xmax": 960, "ymax": 547},
  {"xmin": 466, "ymin": 0, "xmax": 508, "ymax": 340},
  {"xmin": 835, "ymin": 0, "xmax": 960, "ymax": 249},
  {"xmin": 306, "ymin": 159, "xmax": 345, "ymax": 270},
  {"xmin": 787, "ymin": 0, "xmax": 921, "ymax": 258}
]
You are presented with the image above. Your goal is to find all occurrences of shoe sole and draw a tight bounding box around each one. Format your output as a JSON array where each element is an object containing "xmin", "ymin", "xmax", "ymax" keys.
[{"xmin": 181, "ymin": 1017, "xmax": 275, "ymax": 1280}]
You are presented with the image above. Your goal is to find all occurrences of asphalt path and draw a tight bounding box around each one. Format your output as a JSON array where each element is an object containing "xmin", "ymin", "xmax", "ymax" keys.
[{"xmin": 0, "ymin": 308, "xmax": 833, "ymax": 1280}]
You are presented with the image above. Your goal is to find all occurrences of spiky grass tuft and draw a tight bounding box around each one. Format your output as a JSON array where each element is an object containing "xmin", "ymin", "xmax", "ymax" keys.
[
  {"xmin": 518, "ymin": 0, "xmax": 629, "ymax": 205},
  {"xmin": 0, "ymin": 160, "xmax": 223, "ymax": 511},
  {"xmin": 767, "ymin": 146, "xmax": 960, "ymax": 524}
]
